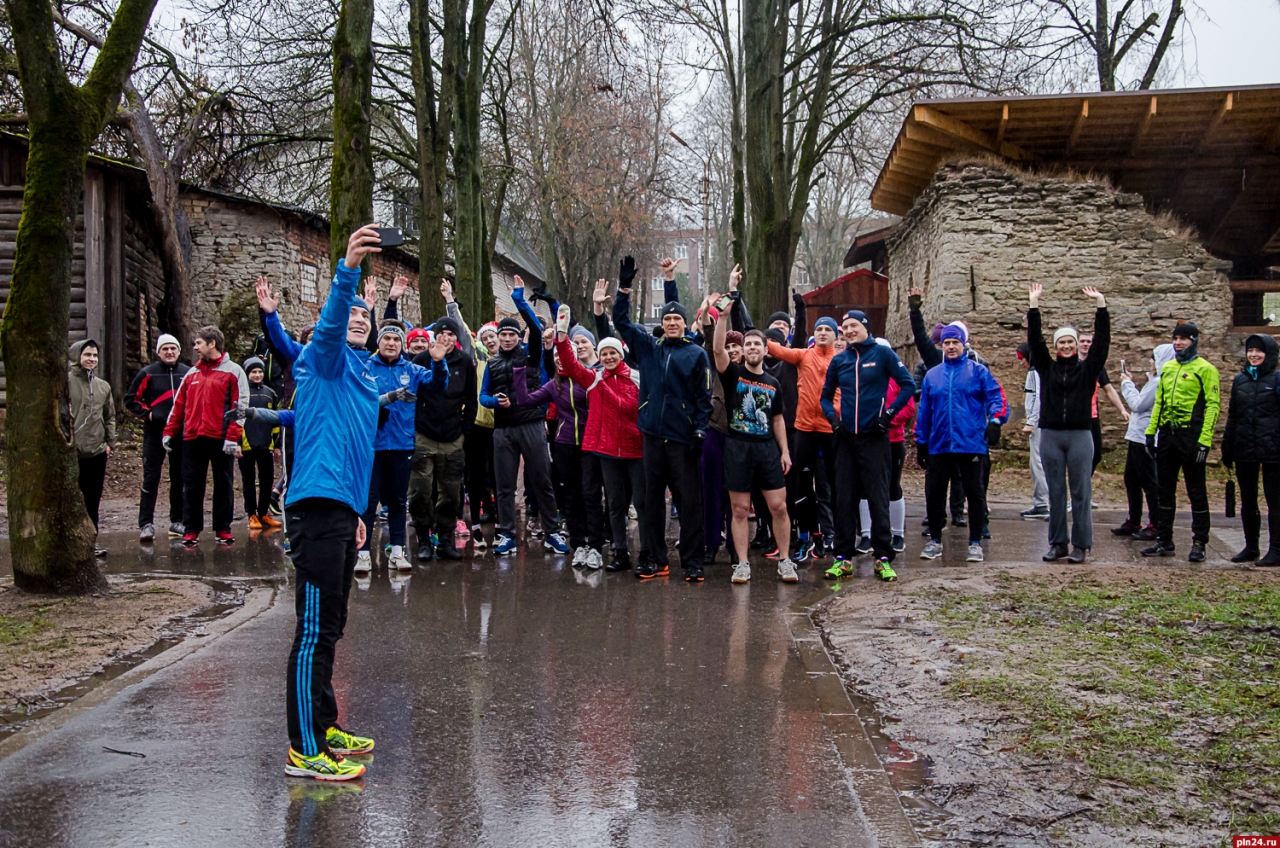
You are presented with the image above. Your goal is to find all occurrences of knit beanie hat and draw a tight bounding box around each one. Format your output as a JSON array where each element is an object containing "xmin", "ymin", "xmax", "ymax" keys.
[
  {"xmin": 929, "ymin": 323, "xmax": 946, "ymax": 345},
  {"xmin": 406, "ymin": 327, "xmax": 431, "ymax": 346},
  {"xmin": 1171, "ymin": 323, "xmax": 1200, "ymax": 340},
  {"xmin": 243, "ymin": 356, "xmax": 265, "ymax": 374},
  {"xmin": 946, "ymin": 320, "xmax": 969, "ymax": 344},
  {"xmin": 434, "ymin": 317, "xmax": 462, "ymax": 338},
  {"xmin": 844, "ymin": 310, "xmax": 871, "ymax": 332},
  {"xmin": 940, "ymin": 325, "xmax": 966, "ymax": 343},
  {"xmin": 766, "ymin": 311, "xmax": 792, "ymax": 328},
  {"xmin": 598, "ymin": 337, "xmax": 625, "ymax": 358},
  {"xmin": 477, "ymin": 322, "xmax": 499, "ymax": 340},
  {"xmin": 814, "ymin": 316, "xmax": 839, "ymax": 334},
  {"xmin": 764, "ymin": 327, "xmax": 787, "ymax": 345},
  {"xmin": 497, "ymin": 317, "xmax": 522, "ymax": 334},
  {"xmin": 661, "ymin": 301, "xmax": 687, "ymax": 321},
  {"xmin": 1053, "ymin": 327, "xmax": 1079, "ymax": 345},
  {"xmin": 155, "ymin": 333, "xmax": 181, "ymax": 354},
  {"xmin": 351, "ymin": 296, "xmax": 371, "ymax": 314},
  {"xmin": 725, "ymin": 330, "xmax": 744, "ymax": 347},
  {"xmin": 378, "ymin": 319, "xmax": 407, "ymax": 344},
  {"xmin": 569, "ymin": 325, "xmax": 596, "ymax": 347}
]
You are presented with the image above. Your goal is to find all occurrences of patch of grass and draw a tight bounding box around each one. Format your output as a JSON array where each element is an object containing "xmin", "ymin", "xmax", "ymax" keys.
[
  {"xmin": 932, "ymin": 573, "xmax": 1280, "ymax": 834},
  {"xmin": 0, "ymin": 614, "xmax": 53, "ymax": 646}
]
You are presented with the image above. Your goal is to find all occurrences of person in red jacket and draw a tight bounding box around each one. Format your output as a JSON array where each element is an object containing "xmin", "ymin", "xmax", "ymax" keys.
[
  {"xmin": 560, "ymin": 284, "xmax": 647, "ymax": 572},
  {"xmin": 858, "ymin": 353, "xmax": 916, "ymax": 554},
  {"xmin": 163, "ymin": 325, "xmax": 249, "ymax": 546}
]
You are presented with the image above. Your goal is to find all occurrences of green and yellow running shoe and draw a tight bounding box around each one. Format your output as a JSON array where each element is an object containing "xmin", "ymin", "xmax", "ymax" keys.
[
  {"xmin": 823, "ymin": 556, "xmax": 854, "ymax": 580},
  {"xmin": 285, "ymin": 747, "xmax": 366, "ymax": 781},
  {"xmin": 874, "ymin": 558, "xmax": 898, "ymax": 582},
  {"xmin": 326, "ymin": 725, "xmax": 375, "ymax": 755}
]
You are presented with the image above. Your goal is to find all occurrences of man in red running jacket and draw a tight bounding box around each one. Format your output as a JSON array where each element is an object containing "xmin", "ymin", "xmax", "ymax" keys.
[{"xmin": 163, "ymin": 325, "xmax": 249, "ymax": 546}]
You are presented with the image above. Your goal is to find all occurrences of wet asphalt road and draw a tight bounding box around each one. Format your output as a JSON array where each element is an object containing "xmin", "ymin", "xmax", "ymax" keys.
[{"xmin": 0, "ymin": 523, "xmax": 878, "ymax": 848}]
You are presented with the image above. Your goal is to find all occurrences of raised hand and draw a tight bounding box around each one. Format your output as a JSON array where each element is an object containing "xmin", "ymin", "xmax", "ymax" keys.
[
  {"xmin": 389, "ymin": 275, "xmax": 409, "ymax": 301},
  {"xmin": 343, "ymin": 225, "xmax": 382, "ymax": 270},
  {"xmin": 728, "ymin": 264, "xmax": 742, "ymax": 291},
  {"xmin": 593, "ymin": 278, "xmax": 609, "ymax": 315},
  {"xmin": 909, "ymin": 286, "xmax": 924, "ymax": 298},
  {"xmin": 1082, "ymin": 286, "xmax": 1105, "ymax": 307},
  {"xmin": 659, "ymin": 257, "xmax": 676, "ymax": 280},
  {"xmin": 441, "ymin": 278, "xmax": 455, "ymax": 303},
  {"xmin": 429, "ymin": 335, "xmax": 450, "ymax": 361},
  {"xmin": 363, "ymin": 276, "xmax": 379, "ymax": 307},
  {"xmin": 542, "ymin": 326, "xmax": 556, "ymax": 349},
  {"xmin": 619, "ymin": 255, "xmax": 638, "ymax": 287},
  {"xmin": 1028, "ymin": 283, "xmax": 1043, "ymax": 308},
  {"xmin": 255, "ymin": 277, "xmax": 279, "ymax": 313},
  {"xmin": 512, "ymin": 274, "xmax": 525, "ymax": 295}
]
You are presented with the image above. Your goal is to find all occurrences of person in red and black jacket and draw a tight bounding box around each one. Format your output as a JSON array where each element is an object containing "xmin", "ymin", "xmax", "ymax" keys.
[
  {"xmin": 125, "ymin": 333, "xmax": 191, "ymax": 543},
  {"xmin": 163, "ymin": 325, "xmax": 249, "ymax": 546}
]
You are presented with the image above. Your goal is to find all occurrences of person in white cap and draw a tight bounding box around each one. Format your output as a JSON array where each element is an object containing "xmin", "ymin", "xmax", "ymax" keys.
[{"xmin": 124, "ymin": 333, "xmax": 191, "ymax": 543}]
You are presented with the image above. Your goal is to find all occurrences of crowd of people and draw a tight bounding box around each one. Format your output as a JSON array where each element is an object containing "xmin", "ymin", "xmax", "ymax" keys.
[{"xmin": 65, "ymin": 225, "xmax": 1275, "ymax": 781}]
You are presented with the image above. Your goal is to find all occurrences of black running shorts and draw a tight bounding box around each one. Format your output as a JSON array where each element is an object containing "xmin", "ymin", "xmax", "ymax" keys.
[{"xmin": 724, "ymin": 437, "xmax": 786, "ymax": 493}]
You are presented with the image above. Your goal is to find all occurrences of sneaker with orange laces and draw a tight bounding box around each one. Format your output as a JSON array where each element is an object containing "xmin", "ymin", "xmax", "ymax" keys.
[{"xmin": 248, "ymin": 515, "xmax": 262, "ymax": 531}]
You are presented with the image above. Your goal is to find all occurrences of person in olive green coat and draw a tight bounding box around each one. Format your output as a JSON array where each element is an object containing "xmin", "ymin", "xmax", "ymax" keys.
[{"xmin": 68, "ymin": 339, "xmax": 116, "ymax": 542}]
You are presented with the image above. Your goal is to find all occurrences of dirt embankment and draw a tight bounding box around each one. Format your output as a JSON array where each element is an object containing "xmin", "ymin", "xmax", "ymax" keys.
[
  {"xmin": 0, "ymin": 577, "xmax": 217, "ymax": 718},
  {"xmin": 818, "ymin": 564, "xmax": 1280, "ymax": 848}
]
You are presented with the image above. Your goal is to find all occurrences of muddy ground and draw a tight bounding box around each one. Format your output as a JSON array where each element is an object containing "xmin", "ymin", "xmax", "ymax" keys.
[
  {"xmin": 818, "ymin": 563, "xmax": 1280, "ymax": 848},
  {"xmin": 0, "ymin": 577, "xmax": 217, "ymax": 718}
]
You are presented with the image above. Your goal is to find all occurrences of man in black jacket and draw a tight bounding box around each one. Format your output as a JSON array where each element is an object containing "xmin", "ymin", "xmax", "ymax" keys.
[
  {"xmin": 125, "ymin": 334, "xmax": 191, "ymax": 543},
  {"xmin": 409, "ymin": 316, "xmax": 477, "ymax": 561}
]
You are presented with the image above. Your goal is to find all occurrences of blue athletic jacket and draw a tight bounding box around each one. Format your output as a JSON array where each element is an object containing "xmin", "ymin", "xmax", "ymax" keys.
[
  {"xmin": 613, "ymin": 288, "xmax": 712, "ymax": 444},
  {"xmin": 913, "ymin": 355, "xmax": 1007, "ymax": 455},
  {"xmin": 820, "ymin": 338, "xmax": 916, "ymax": 435},
  {"xmin": 368, "ymin": 354, "xmax": 447, "ymax": 451},
  {"xmin": 284, "ymin": 263, "xmax": 381, "ymax": 514}
]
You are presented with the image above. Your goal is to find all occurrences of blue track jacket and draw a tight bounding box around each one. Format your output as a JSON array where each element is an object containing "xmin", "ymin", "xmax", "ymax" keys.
[
  {"xmin": 284, "ymin": 263, "xmax": 381, "ymax": 514},
  {"xmin": 612, "ymin": 288, "xmax": 712, "ymax": 444},
  {"xmin": 820, "ymin": 338, "xmax": 916, "ymax": 434},
  {"xmin": 368, "ymin": 354, "xmax": 447, "ymax": 451},
  {"xmin": 913, "ymin": 356, "xmax": 1007, "ymax": 454}
]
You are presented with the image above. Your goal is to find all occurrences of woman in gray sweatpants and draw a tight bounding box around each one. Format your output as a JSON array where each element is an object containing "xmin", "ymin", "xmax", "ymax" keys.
[{"xmin": 1024, "ymin": 284, "xmax": 1110, "ymax": 564}]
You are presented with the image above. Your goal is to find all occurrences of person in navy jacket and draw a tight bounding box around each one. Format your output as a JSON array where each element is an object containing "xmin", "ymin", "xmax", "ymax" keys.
[
  {"xmin": 282, "ymin": 225, "xmax": 387, "ymax": 782},
  {"xmin": 914, "ymin": 325, "xmax": 1008, "ymax": 563},
  {"xmin": 819, "ymin": 310, "xmax": 916, "ymax": 580}
]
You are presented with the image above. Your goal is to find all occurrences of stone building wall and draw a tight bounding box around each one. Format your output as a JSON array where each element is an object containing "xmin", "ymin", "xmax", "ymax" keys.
[
  {"xmin": 886, "ymin": 159, "xmax": 1237, "ymax": 460},
  {"xmin": 182, "ymin": 193, "xmax": 421, "ymax": 341}
]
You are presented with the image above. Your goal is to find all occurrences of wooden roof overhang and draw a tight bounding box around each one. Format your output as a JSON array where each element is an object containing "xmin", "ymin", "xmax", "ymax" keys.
[{"xmin": 870, "ymin": 85, "xmax": 1280, "ymax": 268}]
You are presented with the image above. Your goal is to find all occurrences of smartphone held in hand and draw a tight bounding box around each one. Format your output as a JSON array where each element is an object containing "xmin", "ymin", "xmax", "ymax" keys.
[
  {"xmin": 373, "ymin": 227, "xmax": 404, "ymax": 248},
  {"xmin": 715, "ymin": 294, "xmax": 733, "ymax": 313}
]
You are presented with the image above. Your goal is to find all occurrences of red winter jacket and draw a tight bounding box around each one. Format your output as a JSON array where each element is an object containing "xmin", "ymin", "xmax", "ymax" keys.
[
  {"xmin": 886, "ymin": 379, "xmax": 917, "ymax": 444},
  {"xmin": 163, "ymin": 352, "xmax": 249, "ymax": 443},
  {"xmin": 555, "ymin": 337, "xmax": 642, "ymax": 459}
]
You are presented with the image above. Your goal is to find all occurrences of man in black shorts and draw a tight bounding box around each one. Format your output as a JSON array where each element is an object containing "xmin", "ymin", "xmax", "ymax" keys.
[{"xmin": 712, "ymin": 287, "xmax": 797, "ymax": 584}]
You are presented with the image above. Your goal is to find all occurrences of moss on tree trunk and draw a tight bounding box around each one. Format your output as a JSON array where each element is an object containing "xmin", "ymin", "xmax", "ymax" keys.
[{"xmin": 330, "ymin": 0, "xmax": 375, "ymax": 275}]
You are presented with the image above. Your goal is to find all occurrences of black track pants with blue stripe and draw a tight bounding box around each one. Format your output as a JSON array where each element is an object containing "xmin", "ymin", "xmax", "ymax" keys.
[{"xmin": 285, "ymin": 497, "xmax": 359, "ymax": 757}]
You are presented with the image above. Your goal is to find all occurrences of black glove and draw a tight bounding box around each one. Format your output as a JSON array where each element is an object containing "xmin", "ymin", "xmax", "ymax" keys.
[
  {"xmin": 872, "ymin": 411, "xmax": 893, "ymax": 435},
  {"xmin": 986, "ymin": 420, "xmax": 1002, "ymax": 447},
  {"xmin": 619, "ymin": 255, "xmax": 637, "ymax": 289},
  {"xmin": 1194, "ymin": 445, "xmax": 1209, "ymax": 465},
  {"xmin": 908, "ymin": 292, "xmax": 923, "ymax": 311},
  {"xmin": 224, "ymin": 407, "xmax": 254, "ymax": 426},
  {"xmin": 916, "ymin": 443, "xmax": 928, "ymax": 470},
  {"xmin": 792, "ymin": 291, "xmax": 805, "ymax": 310},
  {"xmin": 1145, "ymin": 433, "xmax": 1156, "ymax": 459},
  {"xmin": 688, "ymin": 432, "xmax": 705, "ymax": 460}
]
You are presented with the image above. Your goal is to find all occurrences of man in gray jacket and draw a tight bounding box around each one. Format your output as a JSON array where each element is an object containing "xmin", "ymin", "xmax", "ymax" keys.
[
  {"xmin": 68, "ymin": 339, "xmax": 116, "ymax": 555},
  {"xmin": 1114, "ymin": 344, "xmax": 1175, "ymax": 541},
  {"xmin": 1017, "ymin": 343, "xmax": 1048, "ymax": 520}
]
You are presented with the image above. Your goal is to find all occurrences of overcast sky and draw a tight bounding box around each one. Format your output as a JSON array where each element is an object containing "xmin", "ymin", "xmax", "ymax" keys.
[{"xmin": 1183, "ymin": 0, "xmax": 1280, "ymax": 87}]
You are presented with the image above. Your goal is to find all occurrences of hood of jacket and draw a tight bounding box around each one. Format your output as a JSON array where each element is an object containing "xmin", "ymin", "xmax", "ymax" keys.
[
  {"xmin": 1245, "ymin": 334, "xmax": 1279, "ymax": 378},
  {"xmin": 68, "ymin": 338, "xmax": 99, "ymax": 378}
]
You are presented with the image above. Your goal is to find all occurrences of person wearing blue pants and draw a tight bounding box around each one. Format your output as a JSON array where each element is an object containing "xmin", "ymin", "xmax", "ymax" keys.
[
  {"xmin": 282, "ymin": 225, "xmax": 384, "ymax": 782},
  {"xmin": 357, "ymin": 321, "xmax": 449, "ymax": 573}
]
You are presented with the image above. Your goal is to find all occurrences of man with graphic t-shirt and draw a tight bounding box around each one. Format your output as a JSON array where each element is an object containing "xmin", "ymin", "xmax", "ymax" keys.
[{"xmin": 710, "ymin": 281, "xmax": 798, "ymax": 585}]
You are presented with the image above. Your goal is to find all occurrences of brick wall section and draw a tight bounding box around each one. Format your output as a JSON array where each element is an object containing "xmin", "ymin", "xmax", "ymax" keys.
[
  {"xmin": 885, "ymin": 159, "xmax": 1237, "ymax": 459},
  {"xmin": 182, "ymin": 193, "xmax": 420, "ymax": 340}
]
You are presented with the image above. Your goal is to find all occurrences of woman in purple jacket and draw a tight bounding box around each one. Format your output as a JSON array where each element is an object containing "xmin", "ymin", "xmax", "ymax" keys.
[{"xmin": 513, "ymin": 322, "xmax": 608, "ymax": 569}]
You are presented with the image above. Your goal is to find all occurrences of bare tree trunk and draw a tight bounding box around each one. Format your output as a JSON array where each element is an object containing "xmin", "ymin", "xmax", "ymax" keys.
[
  {"xmin": 449, "ymin": 0, "xmax": 494, "ymax": 323},
  {"xmin": 330, "ymin": 0, "xmax": 375, "ymax": 273},
  {"xmin": 409, "ymin": 0, "xmax": 448, "ymax": 321},
  {"xmin": 1, "ymin": 0, "xmax": 157, "ymax": 593}
]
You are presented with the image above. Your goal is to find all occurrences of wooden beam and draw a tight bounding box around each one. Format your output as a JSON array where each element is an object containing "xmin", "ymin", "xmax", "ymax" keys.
[
  {"xmin": 1265, "ymin": 223, "xmax": 1280, "ymax": 253},
  {"xmin": 1066, "ymin": 99, "xmax": 1088, "ymax": 155},
  {"xmin": 995, "ymin": 103, "xmax": 1009, "ymax": 147},
  {"xmin": 1268, "ymin": 120, "xmax": 1280, "ymax": 153},
  {"xmin": 1129, "ymin": 96, "xmax": 1157, "ymax": 158},
  {"xmin": 1194, "ymin": 92, "xmax": 1234, "ymax": 155},
  {"xmin": 910, "ymin": 105, "xmax": 1034, "ymax": 161},
  {"xmin": 1071, "ymin": 152, "xmax": 1280, "ymax": 171},
  {"xmin": 1227, "ymin": 279, "xmax": 1280, "ymax": 293}
]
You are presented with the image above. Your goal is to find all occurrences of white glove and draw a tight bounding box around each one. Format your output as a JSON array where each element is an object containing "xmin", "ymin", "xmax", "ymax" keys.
[
  {"xmin": 556, "ymin": 304, "xmax": 571, "ymax": 334},
  {"xmin": 162, "ymin": 435, "xmax": 172, "ymax": 452},
  {"xmin": 222, "ymin": 439, "xmax": 241, "ymax": 457}
]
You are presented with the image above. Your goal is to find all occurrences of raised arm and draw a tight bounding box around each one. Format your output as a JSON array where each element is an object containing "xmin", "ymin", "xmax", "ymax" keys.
[
  {"xmin": 442, "ymin": 279, "xmax": 473, "ymax": 360},
  {"xmin": 908, "ymin": 287, "xmax": 941, "ymax": 368},
  {"xmin": 309, "ymin": 227, "xmax": 380, "ymax": 378},
  {"xmin": 711, "ymin": 292, "xmax": 731, "ymax": 373},
  {"xmin": 257, "ymin": 277, "xmax": 303, "ymax": 363},
  {"xmin": 1025, "ymin": 284, "xmax": 1052, "ymax": 374},
  {"xmin": 1081, "ymin": 287, "xmax": 1109, "ymax": 380},
  {"xmin": 659, "ymin": 257, "xmax": 678, "ymax": 304},
  {"xmin": 612, "ymin": 258, "xmax": 655, "ymax": 361}
]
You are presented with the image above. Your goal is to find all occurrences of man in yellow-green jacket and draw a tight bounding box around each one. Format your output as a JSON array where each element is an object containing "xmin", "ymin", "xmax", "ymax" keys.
[{"xmin": 1142, "ymin": 323, "xmax": 1220, "ymax": 562}]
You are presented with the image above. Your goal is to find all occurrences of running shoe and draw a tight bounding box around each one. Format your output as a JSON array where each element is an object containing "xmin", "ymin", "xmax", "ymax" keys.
[
  {"xmin": 261, "ymin": 514, "xmax": 283, "ymax": 529},
  {"xmin": 585, "ymin": 548, "xmax": 603, "ymax": 570},
  {"xmin": 684, "ymin": 565, "xmax": 705, "ymax": 582},
  {"xmin": 182, "ymin": 533, "xmax": 199, "ymax": 547},
  {"xmin": 268, "ymin": 495, "xmax": 283, "ymax": 517},
  {"xmin": 544, "ymin": 532, "xmax": 571, "ymax": 554},
  {"xmin": 471, "ymin": 526, "xmax": 487, "ymax": 549},
  {"xmin": 326, "ymin": 725, "xmax": 375, "ymax": 755},
  {"xmin": 810, "ymin": 533, "xmax": 826, "ymax": 560},
  {"xmin": 951, "ymin": 515, "xmax": 967, "ymax": 527},
  {"xmin": 981, "ymin": 524, "xmax": 991, "ymax": 540},
  {"xmin": 139, "ymin": 523, "xmax": 155, "ymax": 543},
  {"xmin": 652, "ymin": 562, "xmax": 670, "ymax": 577},
  {"xmin": 763, "ymin": 544, "xmax": 780, "ymax": 560},
  {"xmin": 456, "ymin": 519, "xmax": 468, "ymax": 539},
  {"xmin": 1188, "ymin": 542, "xmax": 1206, "ymax": 563},
  {"xmin": 1043, "ymin": 543, "xmax": 1069, "ymax": 561},
  {"xmin": 436, "ymin": 542, "xmax": 462, "ymax": 560},
  {"xmin": 94, "ymin": 547, "xmax": 108, "ymax": 558},
  {"xmin": 168, "ymin": 522, "xmax": 185, "ymax": 538},
  {"xmin": 388, "ymin": 554, "xmax": 412, "ymax": 572},
  {"xmin": 216, "ymin": 531, "xmax": 235, "ymax": 546},
  {"xmin": 1068, "ymin": 547, "xmax": 1087, "ymax": 564},
  {"xmin": 527, "ymin": 519, "xmax": 543, "ymax": 538},
  {"xmin": 794, "ymin": 537, "xmax": 814, "ymax": 563},
  {"xmin": 634, "ymin": 560, "xmax": 656, "ymax": 579},
  {"xmin": 892, "ymin": 534, "xmax": 906, "ymax": 553},
  {"xmin": 417, "ymin": 541, "xmax": 434, "ymax": 562},
  {"xmin": 777, "ymin": 558, "xmax": 799, "ymax": 583},
  {"xmin": 285, "ymin": 748, "xmax": 365, "ymax": 781},
  {"xmin": 378, "ymin": 505, "xmax": 389, "ymax": 522},
  {"xmin": 731, "ymin": 562, "xmax": 751, "ymax": 584},
  {"xmin": 874, "ymin": 558, "xmax": 897, "ymax": 581},
  {"xmin": 384, "ymin": 543, "xmax": 392, "ymax": 556},
  {"xmin": 920, "ymin": 540, "xmax": 943, "ymax": 560},
  {"xmin": 1131, "ymin": 524, "xmax": 1159, "ymax": 541},
  {"xmin": 606, "ymin": 550, "xmax": 632, "ymax": 572},
  {"xmin": 354, "ymin": 553, "xmax": 372, "ymax": 575},
  {"xmin": 854, "ymin": 536, "xmax": 873, "ymax": 555},
  {"xmin": 823, "ymin": 557, "xmax": 853, "ymax": 580},
  {"xmin": 1141, "ymin": 541, "xmax": 1175, "ymax": 557},
  {"xmin": 1020, "ymin": 506, "xmax": 1049, "ymax": 520},
  {"xmin": 572, "ymin": 547, "xmax": 588, "ymax": 568},
  {"xmin": 1111, "ymin": 520, "xmax": 1141, "ymax": 536},
  {"xmin": 493, "ymin": 534, "xmax": 517, "ymax": 555},
  {"xmin": 966, "ymin": 543, "xmax": 984, "ymax": 562},
  {"xmin": 627, "ymin": 505, "xmax": 638, "ymax": 522}
]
